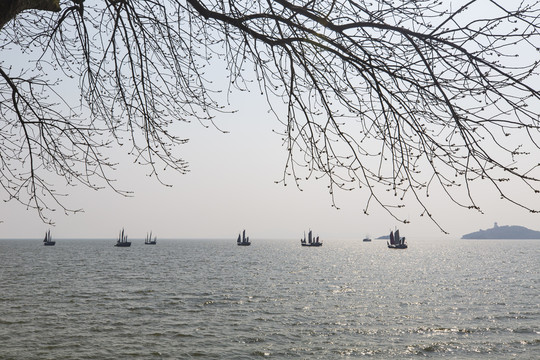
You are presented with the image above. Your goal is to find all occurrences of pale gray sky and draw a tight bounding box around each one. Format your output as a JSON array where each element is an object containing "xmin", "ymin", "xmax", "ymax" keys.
[
  {"xmin": 2, "ymin": 87, "xmax": 538, "ymax": 241},
  {"xmin": 1, "ymin": 1, "xmax": 539, "ymax": 240}
]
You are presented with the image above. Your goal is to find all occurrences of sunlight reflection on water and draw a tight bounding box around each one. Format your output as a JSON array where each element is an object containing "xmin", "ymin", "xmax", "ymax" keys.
[{"xmin": 0, "ymin": 238, "xmax": 538, "ymax": 359}]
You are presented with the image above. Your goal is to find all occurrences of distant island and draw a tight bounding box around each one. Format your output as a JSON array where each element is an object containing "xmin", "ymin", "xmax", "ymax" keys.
[{"xmin": 462, "ymin": 222, "xmax": 540, "ymax": 239}]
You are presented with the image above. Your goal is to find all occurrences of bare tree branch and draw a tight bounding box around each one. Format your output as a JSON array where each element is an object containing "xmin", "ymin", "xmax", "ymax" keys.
[{"xmin": 1, "ymin": 0, "xmax": 539, "ymax": 230}]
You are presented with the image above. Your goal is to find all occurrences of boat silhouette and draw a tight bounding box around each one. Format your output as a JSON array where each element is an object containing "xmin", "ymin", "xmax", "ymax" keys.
[
  {"xmin": 237, "ymin": 230, "xmax": 251, "ymax": 246},
  {"xmin": 301, "ymin": 230, "xmax": 322, "ymax": 247},
  {"xmin": 145, "ymin": 231, "xmax": 157, "ymax": 245},
  {"xmin": 115, "ymin": 228, "xmax": 131, "ymax": 247},
  {"xmin": 43, "ymin": 230, "xmax": 55, "ymax": 246},
  {"xmin": 387, "ymin": 229, "xmax": 407, "ymax": 249}
]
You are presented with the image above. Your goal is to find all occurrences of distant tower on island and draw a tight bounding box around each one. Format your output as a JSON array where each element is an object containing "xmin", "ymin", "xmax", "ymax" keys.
[{"xmin": 462, "ymin": 222, "xmax": 540, "ymax": 239}]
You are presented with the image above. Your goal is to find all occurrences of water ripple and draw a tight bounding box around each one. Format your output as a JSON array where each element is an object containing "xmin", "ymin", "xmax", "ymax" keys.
[{"xmin": 0, "ymin": 238, "xmax": 539, "ymax": 359}]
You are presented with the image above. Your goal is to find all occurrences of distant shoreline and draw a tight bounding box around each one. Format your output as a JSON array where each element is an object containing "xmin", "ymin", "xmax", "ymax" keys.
[{"xmin": 462, "ymin": 223, "xmax": 540, "ymax": 240}]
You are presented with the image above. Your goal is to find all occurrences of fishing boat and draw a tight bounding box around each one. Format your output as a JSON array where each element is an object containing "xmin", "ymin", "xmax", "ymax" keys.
[
  {"xmin": 145, "ymin": 231, "xmax": 157, "ymax": 245},
  {"xmin": 301, "ymin": 230, "xmax": 322, "ymax": 247},
  {"xmin": 115, "ymin": 228, "xmax": 131, "ymax": 247},
  {"xmin": 237, "ymin": 229, "xmax": 251, "ymax": 246},
  {"xmin": 43, "ymin": 230, "xmax": 55, "ymax": 246},
  {"xmin": 387, "ymin": 229, "xmax": 407, "ymax": 249},
  {"xmin": 362, "ymin": 235, "xmax": 372, "ymax": 242}
]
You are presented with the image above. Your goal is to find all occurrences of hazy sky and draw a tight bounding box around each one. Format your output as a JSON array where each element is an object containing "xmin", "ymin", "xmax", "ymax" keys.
[
  {"xmin": 2, "ymin": 87, "xmax": 538, "ymax": 241},
  {"xmin": 1, "ymin": 1, "xmax": 540, "ymax": 240}
]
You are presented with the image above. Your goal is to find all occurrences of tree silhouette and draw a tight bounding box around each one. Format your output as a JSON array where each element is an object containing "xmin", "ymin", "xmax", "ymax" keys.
[{"xmin": 1, "ymin": 0, "xmax": 539, "ymax": 230}]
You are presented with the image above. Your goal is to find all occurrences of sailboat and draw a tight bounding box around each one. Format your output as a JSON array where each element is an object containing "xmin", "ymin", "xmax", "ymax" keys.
[
  {"xmin": 301, "ymin": 229, "xmax": 322, "ymax": 247},
  {"xmin": 387, "ymin": 229, "xmax": 407, "ymax": 249},
  {"xmin": 144, "ymin": 231, "xmax": 157, "ymax": 245},
  {"xmin": 237, "ymin": 229, "xmax": 251, "ymax": 246},
  {"xmin": 115, "ymin": 228, "xmax": 131, "ymax": 247},
  {"xmin": 43, "ymin": 230, "xmax": 55, "ymax": 246}
]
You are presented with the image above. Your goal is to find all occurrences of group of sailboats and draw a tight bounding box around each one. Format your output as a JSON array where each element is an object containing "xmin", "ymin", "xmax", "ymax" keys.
[
  {"xmin": 115, "ymin": 229, "xmax": 158, "ymax": 247},
  {"xmin": 387, "ymin": 229, "xmax": 407, "ymax": 249},
  {"xmin": 41, "ymin": 229, "xmax": 157, "ymax": 247},
  {"xmin": 237, "ymin": 230, "xmax": 251, "ymax": 246},
  {"xmin": 234, "ymin": 229, "xmax": 323, "ymax": 247},
  {"xmin": 233, "ymin": 228, "xmax": 409, "ymax": 248},
  {"xmin": 42, "ymin": 228, "xmax": 407, "ymax": 248},
  {"xmin": 301, "ymin": 230, "xmax": 322, "ymax": 247}
]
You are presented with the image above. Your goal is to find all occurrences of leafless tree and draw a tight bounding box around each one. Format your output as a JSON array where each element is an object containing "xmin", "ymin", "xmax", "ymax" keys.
[{"xmin": 1, "ymin": 0, "xmax": 539, "ymax": 230}]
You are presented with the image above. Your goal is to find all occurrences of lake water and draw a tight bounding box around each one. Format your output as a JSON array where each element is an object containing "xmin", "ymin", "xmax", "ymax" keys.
[{"xmin": 0, "ymin": 238, "xmax": 539, "ymax": 359}]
